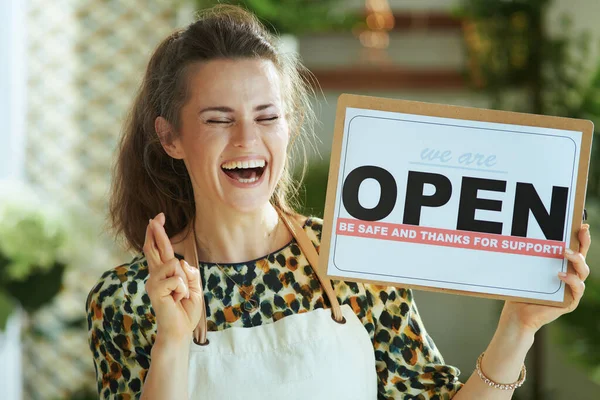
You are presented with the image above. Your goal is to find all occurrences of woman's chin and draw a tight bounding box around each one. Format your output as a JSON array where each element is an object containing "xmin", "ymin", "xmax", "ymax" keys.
[{"xmin": 217, "ymin": 177, "xmax": 271, "ymax": 211}]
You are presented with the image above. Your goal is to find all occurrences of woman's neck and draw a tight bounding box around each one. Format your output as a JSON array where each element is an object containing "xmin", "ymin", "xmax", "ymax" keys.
[{"xmin": 192, "ymin": 203, "xmax": 289, "ymax": 263}]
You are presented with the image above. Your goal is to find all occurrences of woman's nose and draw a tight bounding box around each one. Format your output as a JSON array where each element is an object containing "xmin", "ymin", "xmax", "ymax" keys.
[{"xmin": 232, "ymin": 120, "xmax": 258, "ymax": 148}]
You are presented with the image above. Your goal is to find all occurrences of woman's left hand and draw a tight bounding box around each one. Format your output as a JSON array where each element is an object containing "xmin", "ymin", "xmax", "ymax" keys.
[{"xmin": 499, "ymin": 224, "xmax": 592, "ymax": 336}]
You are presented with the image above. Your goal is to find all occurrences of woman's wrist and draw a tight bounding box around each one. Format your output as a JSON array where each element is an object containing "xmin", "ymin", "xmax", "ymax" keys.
[
  {"xmin": 479, "ymin": 317, "xmax": 535, "ymax": 385},
  {"xmin": 142, "ymin": 333, "xmax": 191, "ymax": 400},
  {"xmin": 152, "ymin": 332, "xmax": 191, "ymax": 357}
]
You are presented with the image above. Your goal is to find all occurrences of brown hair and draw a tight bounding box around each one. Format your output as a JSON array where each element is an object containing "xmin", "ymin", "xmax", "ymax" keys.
[{"xmin": 109, "ymin": 5, "xmax": 317, "ymax": 252}]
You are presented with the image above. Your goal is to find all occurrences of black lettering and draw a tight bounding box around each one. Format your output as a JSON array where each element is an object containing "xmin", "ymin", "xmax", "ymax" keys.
[
  {"xmin": 342, "ymin": 166, "xmax": 397, "ymax": 221},
  {"xmin": 403, "ymin": 171, "xmax": 452, "ymax": 225},
  {"xmin": 511, "ymin": 183, "xmax": 568, "ymax": 241},
  {"xmin": 457, "ymin": 177, "xmax": 506, "ymax": 234}
]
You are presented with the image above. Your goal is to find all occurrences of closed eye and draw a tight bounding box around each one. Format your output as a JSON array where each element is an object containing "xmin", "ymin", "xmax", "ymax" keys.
[
  {"xmin": 206, "ymin": 116, "xmax": 279, "ymax": 124},
  {"xmin": 257, "ymin": 116, "xmax": 279, "ymax": 122}
]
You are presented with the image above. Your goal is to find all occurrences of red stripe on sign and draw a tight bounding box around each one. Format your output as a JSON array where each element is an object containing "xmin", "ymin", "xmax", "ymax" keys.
[{"xmin": 336, "ymin": 218, "xmax": 566, "ymax": 259}]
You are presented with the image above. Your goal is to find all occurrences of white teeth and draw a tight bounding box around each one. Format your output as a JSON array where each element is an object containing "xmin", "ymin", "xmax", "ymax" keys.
[
  {"xmin": 237, "ymin": 176, "xmax": 259, "ymax": 183},
  {"xmin": 221, "ymin": 159, "xmax": 266, "ymax": 170}
]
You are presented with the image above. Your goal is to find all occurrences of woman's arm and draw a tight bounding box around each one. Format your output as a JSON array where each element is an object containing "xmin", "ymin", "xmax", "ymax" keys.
[
  {"xmin": 454, "ymin": 224, "xmax": 591, "ymax": 399},
  {"xmin": 87, "ymin": 226, "xmax": 202, "ymax": 399},
  {"xmin": 141, "ymin": 335, "xmax": 191, "ymax": 400},
  {"xmin": 88, "ymin": 261, "xmax": 196, "ymax": 400},
  {"xmin": 87, "ymin": 266, "xmax": 152, "ymax": 398},
  {"xmin": 141, "ymin": 214, "xmax": 204, "ymax": 399},
  {"xmin": 452, "ymin": 316, "xmax": 533, "ymax": 399}
]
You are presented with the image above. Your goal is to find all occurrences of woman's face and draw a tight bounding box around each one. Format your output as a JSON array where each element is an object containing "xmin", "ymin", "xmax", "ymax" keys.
[{"xmin": 169, "ymin": 58, "xmax": 289, "ymax": 214}]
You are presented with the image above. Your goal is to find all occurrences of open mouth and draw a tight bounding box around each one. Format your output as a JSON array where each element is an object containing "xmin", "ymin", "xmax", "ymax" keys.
[{"xmin": 221, "ymin": 159, "xmax": 267, "ymax": 184}]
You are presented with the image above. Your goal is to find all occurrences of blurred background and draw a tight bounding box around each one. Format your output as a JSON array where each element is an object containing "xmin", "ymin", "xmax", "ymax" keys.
[{"xmin": 1, "ymin": 0, "xmax": 599, "ymax": 399}]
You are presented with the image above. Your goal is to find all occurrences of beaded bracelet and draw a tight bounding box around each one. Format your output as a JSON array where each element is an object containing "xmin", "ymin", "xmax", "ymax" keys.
[{"xmin": 476, "ymin": 352, "xmax": 527, "ymax": 390}]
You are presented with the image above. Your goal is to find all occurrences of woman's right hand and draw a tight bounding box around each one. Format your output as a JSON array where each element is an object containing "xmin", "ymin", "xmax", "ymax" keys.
[{"xmin": 144, "ymin": 213, "xmax": 203, "ymax": 343}]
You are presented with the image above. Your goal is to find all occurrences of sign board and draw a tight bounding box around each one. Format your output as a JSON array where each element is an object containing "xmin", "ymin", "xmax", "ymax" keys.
[{"xmin": 319, "ymin": 94, "xmax": 593, "ymax": 306}]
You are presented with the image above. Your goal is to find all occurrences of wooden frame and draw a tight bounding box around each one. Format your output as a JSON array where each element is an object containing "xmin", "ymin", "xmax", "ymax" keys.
[{"xmin": 319, "ymin": 94, "xmax": 594, "ymax": 307}]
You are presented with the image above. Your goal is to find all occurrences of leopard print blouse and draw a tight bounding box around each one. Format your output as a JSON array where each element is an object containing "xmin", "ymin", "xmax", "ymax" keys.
[{"xmin": 87, "ymin": 217, "xmax": 463, "ymax": 399}]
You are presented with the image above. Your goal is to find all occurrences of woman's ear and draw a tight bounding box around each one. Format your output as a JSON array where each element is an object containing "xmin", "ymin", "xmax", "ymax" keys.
[{"xmin": 155, "ymin": 116, "xmax": 185, "ymax": 160}]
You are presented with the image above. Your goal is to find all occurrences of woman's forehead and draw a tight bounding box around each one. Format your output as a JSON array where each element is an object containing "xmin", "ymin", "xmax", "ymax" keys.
[{"xmin": 186, "ymin": 58, "xmax": 284, "ymax": 108}]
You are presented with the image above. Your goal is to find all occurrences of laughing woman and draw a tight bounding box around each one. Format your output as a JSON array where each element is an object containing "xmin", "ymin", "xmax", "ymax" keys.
[{"xmin": 86, "ymin": 5, "xmax": 591, "ymax": 400}]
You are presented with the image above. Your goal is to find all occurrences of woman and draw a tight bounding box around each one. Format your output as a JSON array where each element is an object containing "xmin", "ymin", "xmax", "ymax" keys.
[{"xmin": 87, "ymin": 6, "xmax": 591, "ymax": 399}]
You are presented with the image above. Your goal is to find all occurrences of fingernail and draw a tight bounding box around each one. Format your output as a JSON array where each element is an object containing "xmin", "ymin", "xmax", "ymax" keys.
[
  {"xmin": 565, "ymin": 248, "xmax": 574, "ymax": 255},
  {"xmin": 582, "ymin": 224, "xmax": 590, "ymax": 233},
  {"xmin": 558, "ymin": 272, "xmax": 567, "ymax": 278}
]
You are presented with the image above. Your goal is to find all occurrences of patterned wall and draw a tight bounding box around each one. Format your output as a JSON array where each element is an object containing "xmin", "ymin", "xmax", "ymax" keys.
[{"xmin": 24, "ymin": 0, "xmax": 184, "ymax": 398}]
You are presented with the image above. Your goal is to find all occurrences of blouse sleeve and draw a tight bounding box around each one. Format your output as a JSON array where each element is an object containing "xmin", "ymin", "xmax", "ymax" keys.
[
  {"xmin": 86, "ymin": 265, "xmax": 154, "ymax": 399},
  {"xmin": 335, "ymin": 281, "xmax": 464, "ymax": 399}
]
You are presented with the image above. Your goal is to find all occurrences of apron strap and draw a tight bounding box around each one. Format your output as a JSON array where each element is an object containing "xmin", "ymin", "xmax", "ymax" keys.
[
  {"xmin": 189, "ymin": 229, "xmax": 209, "ymax": 346},
  {"xmin": 191, "ymin": 209, "xmax": 345, "ymax": 345},
  {"xmin": 276, "ymin": 209, "xmax": 344, "ymax": 323}
]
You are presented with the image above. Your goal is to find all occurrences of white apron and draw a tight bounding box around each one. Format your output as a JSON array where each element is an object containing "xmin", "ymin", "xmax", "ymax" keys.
[{"xmin": 183, "ymin": 212, "xmax": 378, "ymax": 400}]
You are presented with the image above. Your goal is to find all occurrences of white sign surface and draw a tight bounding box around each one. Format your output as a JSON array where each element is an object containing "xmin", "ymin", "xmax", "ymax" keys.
[{"xmin": 326, "ymin": 106, "xmax": 584, "ymax": 303}]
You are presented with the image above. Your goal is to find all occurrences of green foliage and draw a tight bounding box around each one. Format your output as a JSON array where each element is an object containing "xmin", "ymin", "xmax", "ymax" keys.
[
  {"xmin": 194, "ymin": 0, "xmax": 359, "ymax": 35},
  {"xmin": 457, "ymin": 0, "xmax": 548, "ymax": 93},
  {"xmin": 0, "ymin": 254, "xmax": 65, "ymax": 314},
  {"xmin": 0, "ymin": 290, "xmax": 15, "ymax": 332},
  {"xmin": 458, "ymin": 0, "xmax": 599, "ymax": 117},
  {"xmin": 63, "ymin": 387, "xmax": 98, "ymax": 400},
  {"xmin": 459, "ymin": 0, "xmax": 600, "ymax": 384},
  {"xmin": 0, "ymin": 181, "xmax": 69, "ymax": 330},
  {"xmin": 0, "ymin": 202, "xmax": 67, "ymax": 281},
  {"xmin": 556, "ymin": 198, "xmax": 600, "ymax": 382},
  {"xmin": 574, "ymin": 66, "xmax": 600, "ymax": 196},
  {"xmin": 296, "ymin": 161, "xmax": 330, "ymax": 218}
]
